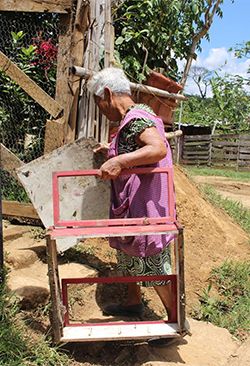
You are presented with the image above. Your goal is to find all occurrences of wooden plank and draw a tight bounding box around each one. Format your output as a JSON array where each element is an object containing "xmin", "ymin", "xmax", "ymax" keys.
[
  {"xmin": 2, "ymin": 200, "xmax": 39, "ymax": 219},
  {"xmin": 0, "ymin": 144, "xmax": 23, "ymax": 180},
  {"xmin": 182, "ymin": 155, "xmax": 209, "ymax": 161},
  {"xmin": 239, "ymin": 148, "xmax": 250, "ymax": 154},
  {"xmin": 184, "ymin": 135, "xmax": 211, "ymax": 141},
  {"xmin": 66, "ymin": 0, "xmax": 90, "ymax": 143},
  {"xmin": 0, "ymin": 51, "xmax": 63, "ymax": 118},
  {"xmin": 46, "ymin": 236, "xmax": 64, "ymax": 343},
  {"xmin": 239, "ymin": 153, "xmax": 250, "ymax": 160},
  {"xmin": 61, "ymin": 323, "xmax": 180, "ymax": 342},
  {"xmin": 239, "ymin": 135, "xmax": 250, "ymax": 141},
  {"xmin": 239, "ymin": 142, "xmax": 250, "ymax": 147},
  {"xmin": 182, "ymin": 151, "xmax": 210, "ymax": 156},
  {"xmin": 44, "ymin": 118, "xmax": 66, "ymax": 154},
  {"xmin": 0, "ymin": 0, "xmax": 72, "ymax": 13},
  {"xmin": 184, "ymin": 141, "xmax": 210, "ymax": 146},
  {"xmin": 212, "ymin": 141, "xmax": 239, "ymax": 147},
  {"xmin": 213, "ymin": 134, "xmax": 239, "ymax": 139}
]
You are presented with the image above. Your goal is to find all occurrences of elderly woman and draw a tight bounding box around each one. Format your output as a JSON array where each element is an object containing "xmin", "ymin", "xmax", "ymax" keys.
[{"xmin": 87, "ymin": 67, "xmax": 175, "ymax": 321}]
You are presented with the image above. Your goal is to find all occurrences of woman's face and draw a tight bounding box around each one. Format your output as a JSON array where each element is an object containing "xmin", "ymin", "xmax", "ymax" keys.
[{"xmin": 94, "ymin": 88, "xmax": 120, "ymax": 122}]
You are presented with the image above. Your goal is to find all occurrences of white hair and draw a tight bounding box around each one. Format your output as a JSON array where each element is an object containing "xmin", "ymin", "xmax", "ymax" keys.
[{"xmin": 87, "ymin": 67, "xmax": 131, "ymax": 97}]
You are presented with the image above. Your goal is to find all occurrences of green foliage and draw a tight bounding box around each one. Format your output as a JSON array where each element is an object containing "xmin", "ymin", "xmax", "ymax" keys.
[
  {"xmin": 211, "ymin": 74, "xmax": 250, "ymax": 131},
  {"xmin": 201, "ymin": 184, "xmax": 250, "ymax": 234},
  {"xmin": 113, "ymin": 0, "xmax": 225, "ymax": 81},
  {"xmin": 193, "ymin": 261, "xmax": 250, "ymax": 339},
  {"xmin": 177, "ymin": 73, "xmax": 250, "ymax": 132},
  {"xmin": 0, "ymin": 275, "xmax": 69, "ymax": 366}
]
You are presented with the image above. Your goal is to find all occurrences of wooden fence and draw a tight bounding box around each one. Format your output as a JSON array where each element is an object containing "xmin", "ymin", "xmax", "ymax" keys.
[{"xmin": 181, "ymin": 134, "xmax": 250, "ymax": 169}]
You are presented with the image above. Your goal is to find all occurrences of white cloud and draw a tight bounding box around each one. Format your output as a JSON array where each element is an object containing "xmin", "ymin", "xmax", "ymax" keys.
[{"xmin": 179, "ymin": 47, "xmax": 250, "ymax": 96}]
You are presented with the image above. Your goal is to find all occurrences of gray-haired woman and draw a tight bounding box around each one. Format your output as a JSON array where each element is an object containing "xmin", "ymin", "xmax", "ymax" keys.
[{"xmin": 88, "ymin": 67, "xmax": 175, "ymax": 323}]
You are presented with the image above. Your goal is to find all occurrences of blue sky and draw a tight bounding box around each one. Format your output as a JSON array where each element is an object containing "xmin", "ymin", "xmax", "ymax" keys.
[{"xmin": 184, "ymin": 0, "xmax": 250, "ymax": 95}]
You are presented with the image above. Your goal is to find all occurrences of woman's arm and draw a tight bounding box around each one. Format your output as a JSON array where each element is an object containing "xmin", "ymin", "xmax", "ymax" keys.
[{"xmin": 100, "ymin": 127, "xmax": 166, "ymax": 179}]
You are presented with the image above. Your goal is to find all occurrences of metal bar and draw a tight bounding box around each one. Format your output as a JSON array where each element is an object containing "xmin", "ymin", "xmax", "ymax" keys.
[
  {"xmin": 54, "ymin": 217, "xmax": 173, "ymax": 228},
  {"xmin": 61, "ymin": 274, "xmax": 178, "ymax": 327},
  {"xmin": 52, "ymin": 167, "xmax": 175, "ymax": 227},
  {"xmin": 62, "ymin": 274, "xmax": 177, "ymax": 285},
  {"xmin": 70, "ymin": 66, "xmax": 187, "ymax": 101},
  {"xmin": 49, "ymin": 224, "xmax": 178, "ymax": 239}
]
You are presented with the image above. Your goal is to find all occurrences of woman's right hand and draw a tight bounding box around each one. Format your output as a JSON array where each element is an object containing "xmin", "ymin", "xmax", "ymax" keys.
[{"xmin": 93, "ymin": 142, "xmax": 110, "ymax": 155}]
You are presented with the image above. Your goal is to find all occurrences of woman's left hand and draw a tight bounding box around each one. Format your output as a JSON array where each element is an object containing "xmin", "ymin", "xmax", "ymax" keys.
[{"xmin": 99, "ymin": 157, "xmax": 123, "ymax": 179}]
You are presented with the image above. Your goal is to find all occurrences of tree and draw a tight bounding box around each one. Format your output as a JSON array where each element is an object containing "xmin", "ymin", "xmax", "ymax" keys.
[
  {"xmin": 211, "ymin": 74, "xmax": 250, "ymax": 131},
  {"xmin": 189, "ymin": 66, "xmax": 213, "ymax": 98},
  {"xmin": 112, "ymin": 0, "xmax": 227, "ymax": 87},
  {"xmin": 231, "ymin": 40, "xmax": 250, "ymax": 78}
]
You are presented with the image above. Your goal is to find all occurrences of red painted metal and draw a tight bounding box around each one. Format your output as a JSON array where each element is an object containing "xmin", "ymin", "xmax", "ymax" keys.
[
  {"xmin": 61, "ymin": 274, "xmax": 178, "ymax": 327},
  {"xmin": 52, "ymin": 167, "xmax": 175, "ymax": 228},
  {"xmin": 50, "ymin": 167, "xmax": 181, "ymax": 337},
  {"xmin": 49, "ymin": 223, "xmax": 178, "ymax": 239}
]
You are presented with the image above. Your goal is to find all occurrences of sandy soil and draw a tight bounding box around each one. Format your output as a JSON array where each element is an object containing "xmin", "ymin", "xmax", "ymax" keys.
[{"xmin": 3, "ymin": 166, "xmax": 250, "ymax": 366}]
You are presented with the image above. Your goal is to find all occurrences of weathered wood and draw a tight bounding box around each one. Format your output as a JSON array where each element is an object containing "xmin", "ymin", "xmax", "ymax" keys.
[
  {"xmin": 0, "ymin": 0, "xmax": 72, "ymax": 13},
  {"xmin": 46, "ymin": 236, "xmax": 64, "ymax": 343},
  {"xmin": 213, "ymin": 134, "xmax": 240, "ymax": 139},
  {"xmin": 212, "ymin": 141, "xmax": 239, "ymax": 147},
  {"xmin": 183, "ymin": 150, "xmax": 210, "ymax": 156},
  {"xmin": 2, "ymin": 200, "xmax": 40, "ymax": 220},
  {"xmin": 184, "ymin": 141, "xmax": 210, "ymax": 146},
  {"xmin": 0, "ymin": 51, "xmax": 63, "ymax": 118},
  {"xmin": 184, "ymin": 135, "xmax": 211, "ymax": 141},
  {"xmin": 239, "ymin": 153, "xmax": 250, "ymax": 160},
  {"xmin": 66, "ymin": 0, "xmax": 90, "ymax": 143},
  {"xmin": 182, "ymin": 155, "xmax": 209, "ymax": 160},
  {"xmin": 0, "ymin": 144, "xmax": 23, "ymax": 180},
  {"xmin": 175, "ymin": 225, "xmax": 186, "ymax": 333},
  {"xmin": 44, "ymin": 118, "xmax": 66, "ymax": 154}
]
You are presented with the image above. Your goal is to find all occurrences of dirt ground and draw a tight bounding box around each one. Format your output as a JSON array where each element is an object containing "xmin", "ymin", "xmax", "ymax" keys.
[
  {"xmin": 192, "ymin": 175, "xmax": 250, "ymax": 210},
  {"xmin": 3, "ymin": 166, "xmax": 250, "ymax": 365}
]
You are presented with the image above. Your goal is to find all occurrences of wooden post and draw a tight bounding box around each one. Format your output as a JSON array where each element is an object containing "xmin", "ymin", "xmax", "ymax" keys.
[
  {"xmin": 46, "ymin": 235, "xmax": 64, "ymax": 343},
  {"xmin": 175, "ymin": 224, "xmax": 186, "ymax": 333},
  {"xmin": 66, "ymin": 0, "xmax": 90, "ymax": 143}
]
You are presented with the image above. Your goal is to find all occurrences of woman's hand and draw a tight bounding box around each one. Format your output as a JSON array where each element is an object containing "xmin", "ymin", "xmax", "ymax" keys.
[
  {"xmin": 93, "ymin": 142, "xmax": 110, "ymax": 155},
  {"xmin": 99, "ymin": 157, "xmax": 123, "ymax": 179}
]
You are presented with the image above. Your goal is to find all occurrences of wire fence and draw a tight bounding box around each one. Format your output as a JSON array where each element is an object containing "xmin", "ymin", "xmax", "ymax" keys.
[{"xmin": 0, "ymin": 11, "xmax": 60, "ymax": 202}]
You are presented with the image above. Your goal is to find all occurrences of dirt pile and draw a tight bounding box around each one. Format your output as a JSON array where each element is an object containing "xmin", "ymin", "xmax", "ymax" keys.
[{"xmin": 174, "ymin": 166, "xmax": 250, "ymax": 310}]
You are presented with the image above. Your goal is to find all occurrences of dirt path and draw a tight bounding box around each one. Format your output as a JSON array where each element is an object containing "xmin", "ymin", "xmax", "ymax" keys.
[
  {"xmin": 3, "ymin": 167, "xmax": 250, "ymax": 365},
  {"xmin": 192, "ymin": 175, "xmax": 250, "ymax": 209}
]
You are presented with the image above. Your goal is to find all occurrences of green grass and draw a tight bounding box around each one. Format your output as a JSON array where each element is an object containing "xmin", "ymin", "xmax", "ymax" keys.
[
  {"xmin": 193, "ymin": 261, "xmax": 250, "ymax": 340},
  {"xmin": 0, "ymin": 272, "xmax": 69, "ymax": 366},
  {"xmin": 201, "ymin": 184, "xmax": 250, "ymax": 234},
  {"xmin": 186, "ymin": 166, "xmax": 250, "ymax": 181}
]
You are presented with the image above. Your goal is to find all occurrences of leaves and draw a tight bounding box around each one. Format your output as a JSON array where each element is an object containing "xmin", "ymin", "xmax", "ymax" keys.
[{"xmin": 113, "ymin": 0, "xmax": 225, "ymax": 82}]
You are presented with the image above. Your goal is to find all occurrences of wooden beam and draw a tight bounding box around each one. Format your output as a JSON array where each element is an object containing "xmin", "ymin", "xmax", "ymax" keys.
[
  {"xmin": 0, "ymin": 144, "xmax": 23, "ymax": 180},
  {"xmin": 46, "ymin": 236, "xmax": 64, "ymax": 343},
  {"xmin": 0, "ymin": 51, "xmax": 63, "ymax": 118},
  {"xmin": 66, "ymin": 0, "xmax": 90, "ymax": 143},
  {"xmin": 71, "ymin": 67, "xmax": 187, "ymax": 101},
  {"xmin": 2, "ymin": 200, "xmax": 40, "ymax": 220},
  {"xmin": 44, "ymin": 118, "xmax": 66, "ymax": 154},
  {"xmin": 0, "ymin": 0, "xmax": 72, "ymax": 13}
]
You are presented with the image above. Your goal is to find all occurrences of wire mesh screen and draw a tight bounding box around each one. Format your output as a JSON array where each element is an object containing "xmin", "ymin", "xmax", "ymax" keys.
[{"xmin": 0, "ymin": 11, "xmax": 60, "ymax": 202}]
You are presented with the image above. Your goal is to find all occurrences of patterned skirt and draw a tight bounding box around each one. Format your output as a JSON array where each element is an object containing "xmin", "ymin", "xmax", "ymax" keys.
[{"xmin": 116, "ymin": 245, "xmax": 172, "ymax": 287}]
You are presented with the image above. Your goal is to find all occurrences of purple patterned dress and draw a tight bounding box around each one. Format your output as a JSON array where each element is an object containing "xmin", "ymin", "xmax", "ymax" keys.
[{"xmin": 108, "ymin": 104, "xmax": 175, "ymax": 286}]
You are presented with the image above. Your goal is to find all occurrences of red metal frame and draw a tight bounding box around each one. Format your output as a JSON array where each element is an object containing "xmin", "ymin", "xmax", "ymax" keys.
[
  {"xmin": 49, "ymin": 167, "xmax": 183, "ymax": 338},
  {"xmin": 52, "ymin": 167, "xmax": 175, "ymax": 228},
  {"xmin": 62, "ymin": 274, "xmax": 177, "ymax": 327}
]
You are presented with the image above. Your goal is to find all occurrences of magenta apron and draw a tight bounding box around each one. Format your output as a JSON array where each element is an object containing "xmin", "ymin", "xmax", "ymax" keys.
[{"xmin": 108, "ymin": 108, "xmax": 175, "ymax": 257}]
